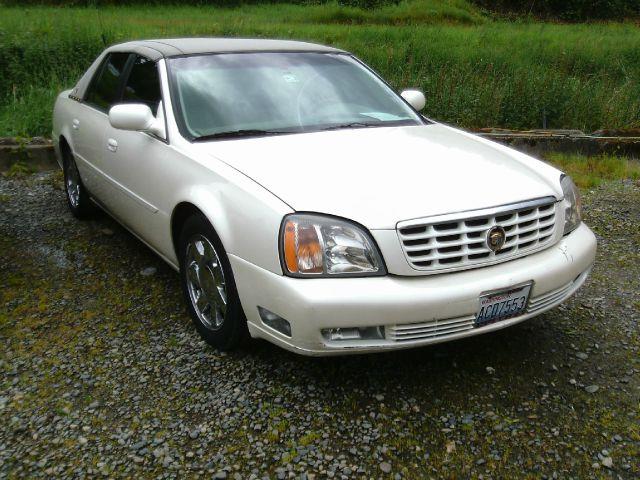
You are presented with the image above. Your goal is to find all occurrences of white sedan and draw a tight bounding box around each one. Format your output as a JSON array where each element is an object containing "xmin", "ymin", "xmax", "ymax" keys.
[{"xmin": 52, "ymin": 38, "xmax": 596, "ymax": 355}]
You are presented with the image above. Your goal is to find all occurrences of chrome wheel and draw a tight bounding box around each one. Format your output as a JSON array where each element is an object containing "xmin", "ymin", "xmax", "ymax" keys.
[
  {"xmin": 66, "ymin": 157, "xmax": 81, "ymax": 208},
  {"xmin": 185, "ymin": 235, "xmax": 227, "ymax": 331}
]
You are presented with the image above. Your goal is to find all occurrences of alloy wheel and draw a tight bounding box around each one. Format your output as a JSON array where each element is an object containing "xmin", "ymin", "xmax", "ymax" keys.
[
  {"xmin": 185, "ymin": 234, "xmax": 228, "ymax": 330},
  {"xmin": 65, "ymin": 158, "xmax": 81, "ymax": 208}
]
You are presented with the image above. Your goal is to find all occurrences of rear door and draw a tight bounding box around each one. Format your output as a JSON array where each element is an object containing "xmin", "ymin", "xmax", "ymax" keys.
[{"xmin": 73, "ymin": 52, "xmax": 132, "ymax": 200}]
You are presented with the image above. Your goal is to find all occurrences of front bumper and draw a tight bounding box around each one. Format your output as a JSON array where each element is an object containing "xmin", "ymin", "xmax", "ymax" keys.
[{"xmin": 230, "ymin": 223, "xmax": 596, "ymax": 356}]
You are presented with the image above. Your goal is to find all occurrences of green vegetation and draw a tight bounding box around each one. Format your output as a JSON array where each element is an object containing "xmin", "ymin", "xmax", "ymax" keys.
[
  {"xmin": 473, "ymin": 0, "xmax": 640, "ymax": 22},
  {"xmin": 5, "ymin": 0, "xmax": 640, "ymax": 22},
  {"xmin": 3, "ymin": 161, "xmax": 37, "ymax": 178},
  {"xmin": 546, "ymin": 152, "xmax": 640, "ymax": 188},
  {"xmin": 1, "ymin": 1, "xmax": 640, "ymax": 137}
]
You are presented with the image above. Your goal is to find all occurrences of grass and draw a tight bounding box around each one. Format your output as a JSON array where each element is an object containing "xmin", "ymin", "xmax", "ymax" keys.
[
  {"xmin": 1, "ymin": 1, "xmax": 640, "ymax": 137},
  {"xmin": 546, "ymin": 153, "xmax": 640, "ymax": 188},
  {"xmin": 294, "ymin": 0, "xmax": 485, "ymax": 25},
  {"xmin": 3, "ymin": 161, "xmax": 37, "ymax": 178}
]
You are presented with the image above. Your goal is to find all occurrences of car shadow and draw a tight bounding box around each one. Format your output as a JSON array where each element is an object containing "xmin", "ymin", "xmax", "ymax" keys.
[{"xmin": 231, "ymin": 312, "xmax": 572, "ymax": 403}]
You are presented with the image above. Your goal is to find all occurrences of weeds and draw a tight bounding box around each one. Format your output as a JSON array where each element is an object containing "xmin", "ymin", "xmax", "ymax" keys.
[
  {"xmin": 545, "ymin": 153, "xmax": 640, "ymax": 188},
  {"xmin": 4, "ymin": 161, "xmax": 36, "ymax": 178}
]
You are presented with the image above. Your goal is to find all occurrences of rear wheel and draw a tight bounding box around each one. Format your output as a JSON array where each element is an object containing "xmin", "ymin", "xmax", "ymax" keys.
[
  {"xmin": 62, "ymin": 146, "xmax": 96, "ymax": 219},
  {"xmin": 179, "ymin": 214, "xmax": 248, "ymax": 350}
]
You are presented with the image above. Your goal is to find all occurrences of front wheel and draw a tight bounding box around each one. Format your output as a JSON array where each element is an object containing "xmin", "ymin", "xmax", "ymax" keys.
[{"xmin": 178, "ymin": 214, "xmax": 248, "ymax": 351}]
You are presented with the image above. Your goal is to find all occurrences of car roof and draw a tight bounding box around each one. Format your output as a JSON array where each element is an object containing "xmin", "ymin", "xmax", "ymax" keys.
[
  {"xmin": 71, "ymin": 37, "xmax": 347, "ymax": 102},
  {"xmin": 108, "ymin": 38, "xmax": 346, "ymax": 59}
]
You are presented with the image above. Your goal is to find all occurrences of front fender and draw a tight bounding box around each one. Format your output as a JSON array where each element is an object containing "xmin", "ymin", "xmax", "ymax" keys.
[{"xmin": 170, "ymin": 170, "xmax": 293, "ymax": 276}]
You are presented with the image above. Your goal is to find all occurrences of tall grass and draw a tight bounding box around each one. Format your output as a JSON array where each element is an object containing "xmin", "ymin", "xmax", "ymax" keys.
[
  {"xmin": 546, "ymin": 153, "xmax": 640, "ymax": 188},
  {"xmin": 1, "ymin": 1, "xmax": 640, "ymax": 137}
]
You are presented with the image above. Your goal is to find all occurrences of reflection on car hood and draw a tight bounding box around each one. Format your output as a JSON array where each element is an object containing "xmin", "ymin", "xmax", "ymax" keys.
[{"xmin": 194, "ymin": 124, "xmax": 563, "ymax": 229}]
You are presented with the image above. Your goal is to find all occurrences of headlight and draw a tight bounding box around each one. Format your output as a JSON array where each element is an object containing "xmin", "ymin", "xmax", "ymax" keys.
[
  {"xmin": 561, "ymin": 175, "xmax": 582, "ymax": 235},
  {"xmin": 280, "ymin": 213, "xmax": 386, "ymax": 277}
]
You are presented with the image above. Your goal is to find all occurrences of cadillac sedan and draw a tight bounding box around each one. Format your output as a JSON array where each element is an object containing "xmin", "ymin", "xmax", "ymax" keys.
[{"xmin": 52, "ymin": 38, "xmax": 596, "ymax": 355}]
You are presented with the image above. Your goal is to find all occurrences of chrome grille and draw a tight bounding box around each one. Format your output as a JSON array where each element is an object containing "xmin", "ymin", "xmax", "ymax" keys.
[
  {"xmin": 527, "ymin": 279, "xmax": 574, "ymax": 314},
  {"xmin": 397, "ymin": 198, "xmax": 558, "ymax": 273},
  {"xmin": 386, "ymin": 315, "xmax": 475, "ymax": 342},
  {"xmin": 388, "ymin": 271, "xmax": 587, "ymax": 343}
]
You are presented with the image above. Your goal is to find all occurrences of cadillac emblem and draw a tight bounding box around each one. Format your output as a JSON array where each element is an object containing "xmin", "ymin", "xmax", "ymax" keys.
[{"xmin": 486, "ymin": 226, "xmax": 506, "ymax": 252}]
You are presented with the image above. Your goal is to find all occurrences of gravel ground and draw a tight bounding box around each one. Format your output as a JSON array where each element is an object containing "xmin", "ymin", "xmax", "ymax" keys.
[{"xmin": 0, "ymin": 171, "xmax": 638, "ymax": 479}]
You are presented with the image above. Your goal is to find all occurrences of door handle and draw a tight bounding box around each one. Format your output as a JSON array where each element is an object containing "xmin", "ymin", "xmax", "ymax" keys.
[
  {"xmin": 106, "ymin": 138, "xmax": 118, "ymax": 153},
  {"xmin": 72, "ymin": 119, "xmax": 80, "ymax": 130}
]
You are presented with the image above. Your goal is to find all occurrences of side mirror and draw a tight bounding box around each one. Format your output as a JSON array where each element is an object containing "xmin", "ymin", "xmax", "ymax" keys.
[
  {"xmin": 109, "ymin": 103, "xmax": 165, "ymax": 138},
  {"xmin": 401, "ymin": 89, "xmax": 426, "ymax": 111}
]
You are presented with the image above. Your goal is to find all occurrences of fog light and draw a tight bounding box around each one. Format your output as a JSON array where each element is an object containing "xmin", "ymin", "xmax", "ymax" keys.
[
  {"xmin": 322, "ymin": 326, "xmax": 385, "ymax": 341},
  {"xmin": 258, "ymin": 307, "xmax": 291, "ymax": 337}
]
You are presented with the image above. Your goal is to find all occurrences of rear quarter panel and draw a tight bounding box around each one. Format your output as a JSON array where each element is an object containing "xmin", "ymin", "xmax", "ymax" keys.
[{"xmin": 52, "ymin": 89, "xmax": 76, "ymax": 168}]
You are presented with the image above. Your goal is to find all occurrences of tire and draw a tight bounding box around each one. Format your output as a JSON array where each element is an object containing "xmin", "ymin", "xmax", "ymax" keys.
[
  {"xmin": 62, "ymin": 146, "xmax": 96, "ymax": 219},
  {"xmin": 178, "ymin": 214, "xmax": 248, "ymax": 351}
]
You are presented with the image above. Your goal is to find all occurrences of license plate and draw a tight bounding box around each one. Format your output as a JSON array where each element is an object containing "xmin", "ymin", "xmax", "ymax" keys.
[{"xmin": 475, "ymin": 282, "xmax": 532, "ymax": 327}]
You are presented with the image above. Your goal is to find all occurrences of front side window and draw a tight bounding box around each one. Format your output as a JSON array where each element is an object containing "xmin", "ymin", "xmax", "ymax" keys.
[
  {"xmin": 85, "ymin": 52, "xmax": 130, "ymax": 111},
  {"xmin": 122, "ymin": 56, "xmax": 162, "ymax": 115},
  {"xmin": 167, "ymin": 52, "xmax": 423, "ymax": 140}
]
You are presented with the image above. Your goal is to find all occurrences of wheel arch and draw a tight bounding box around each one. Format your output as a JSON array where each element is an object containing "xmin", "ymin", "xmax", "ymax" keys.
[
  {"xmin": 57, "ymin": 134, "xmax": 72, "ymax": 169},
  {"xmin": 171, "ymin": 202, "xmax": 202, "ymax": 260},
  {"xmin": 170, "ymin": 200, "xmax": 231, "ymax": 263}
]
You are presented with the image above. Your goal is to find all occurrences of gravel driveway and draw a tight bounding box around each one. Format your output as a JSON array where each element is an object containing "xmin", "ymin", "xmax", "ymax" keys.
[{"xmin": 1, "ymin": 171, "xmax": 638, "ymax": 479}]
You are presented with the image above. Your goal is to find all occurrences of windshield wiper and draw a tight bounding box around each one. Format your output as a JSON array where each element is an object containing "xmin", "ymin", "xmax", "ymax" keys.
[
  {"xmin": 319, "ymin": 122, "xmax": 383, "ymax": 131},
  {"xmin": 320, "ymin": 119, "xmax": 417, "ymax": 132},
  {"xmin": 192, "ymin": 129, "xmax": 291, "ymax": 142}
]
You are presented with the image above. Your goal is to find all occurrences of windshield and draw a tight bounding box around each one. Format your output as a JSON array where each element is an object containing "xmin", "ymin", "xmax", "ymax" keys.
[{"xmin": 167, "ymin": 52, "xmax": 423, "ymax": 140}]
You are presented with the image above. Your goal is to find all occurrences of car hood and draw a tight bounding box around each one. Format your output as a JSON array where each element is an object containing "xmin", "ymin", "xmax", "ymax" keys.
[{"xmin": 194, "ymin": 124, "xmax": 562, "ymax": 229}]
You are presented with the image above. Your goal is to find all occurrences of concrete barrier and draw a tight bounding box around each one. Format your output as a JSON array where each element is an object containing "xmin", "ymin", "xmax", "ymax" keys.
[
  {"xmin": 476, "ymin": 129, "xmax": 640, "ymax": 159},
  {"xmin": 0, "ymin": 138, "xmax": 57, "ymax": 171},
  {"xmin": 2, "ymin": 130, "xmax": 640, "ymax": 171}
]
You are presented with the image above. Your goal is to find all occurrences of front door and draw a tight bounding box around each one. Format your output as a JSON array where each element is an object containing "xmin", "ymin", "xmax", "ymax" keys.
[
  {"xmin": 75, "ymin": 52, "xmax": 132, "ymax": 203},
  {"xmin": 97, "ymin": 55, "xmax": 171, "ymax": 251}
]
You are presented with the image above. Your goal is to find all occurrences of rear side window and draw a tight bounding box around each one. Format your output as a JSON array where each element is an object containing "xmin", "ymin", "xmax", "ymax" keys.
[
  {"xmin": 122, "ymin": 56, "xmax": 162, "ymax": 115},
  {"xmin": 85, "ymin": 52, "xmax": 131, "ymax": 111}
]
